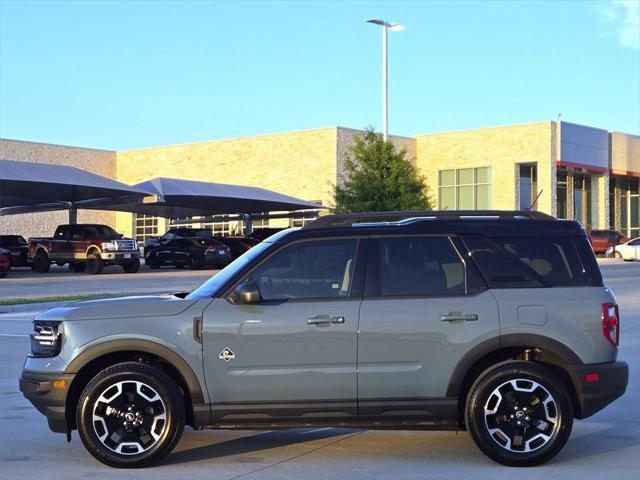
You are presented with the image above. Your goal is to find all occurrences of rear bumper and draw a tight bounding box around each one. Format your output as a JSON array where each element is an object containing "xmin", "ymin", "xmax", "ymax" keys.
[
  {"xmin": 570, "ymin": 361, "xmax": 629, "ymax": 419},
  {"xmin": 19, "ymin": 371, "xmax": 75, "ymax": 433}
]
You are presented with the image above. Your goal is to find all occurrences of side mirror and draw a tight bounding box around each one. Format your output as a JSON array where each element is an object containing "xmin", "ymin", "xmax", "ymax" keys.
[
  {"xmin": 118, "ymin": 233, "xmax": 124, "ymax": 239},
  {"xmin": 227, "ymin": 282, "xmax": 261, "ymax": 305}
]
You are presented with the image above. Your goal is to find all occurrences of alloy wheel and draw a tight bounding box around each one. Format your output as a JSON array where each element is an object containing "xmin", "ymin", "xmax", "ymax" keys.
[
  {"xmin": 483, "ymin": 378, "xmax": 558, "ymax": 453},
  {"xmin": 92, "ymin": 380, "xmax": 167, "ymax": 455}
]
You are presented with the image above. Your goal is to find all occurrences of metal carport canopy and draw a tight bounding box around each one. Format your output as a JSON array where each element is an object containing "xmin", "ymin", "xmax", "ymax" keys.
[
  {"xmin": 0, "ymin": 159, "xmax": 151, "ymax": 214},
  {"xmin": 96, "ymin": 177, "xmax": 323, "ymax": 217}
]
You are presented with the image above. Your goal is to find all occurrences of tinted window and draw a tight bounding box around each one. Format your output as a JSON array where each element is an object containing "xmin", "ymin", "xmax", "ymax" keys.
[
  {"xmin": 55, "ymin": 226, "xmax": 69, "ymax": 239},
  {"xmin": 0, "ymin": 236, "xmax": 26, "ymax": 247},
  {"xmin": 81, "ymin": 225, "xmax": 118, "ymax": 238},
  {"xmin": 628, "ymin": 238, "xmax": 640, "ymax": 246},
  {"xmin": 246, "ymin": 240, "xmax": 358, "ymax": 300},
  {"xmin": 173, "ymin": 239, "xmax": 194, "ymax": 248},
  {"xmin": 464, "ymin": 235, "xmax": 600, "ymax": 288},
  {"xmin": 370, "ymin": 236, "xmax": 467, "ymax": 296},
  {"xmin": 572, "ymin": 237, "xmax": 604, "ymax": 286}
]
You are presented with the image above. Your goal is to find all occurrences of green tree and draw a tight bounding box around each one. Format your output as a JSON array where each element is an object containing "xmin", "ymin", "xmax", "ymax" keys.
[{"xmin": 333, "ymin": 128, "xmax": 431, "ymax": 213}]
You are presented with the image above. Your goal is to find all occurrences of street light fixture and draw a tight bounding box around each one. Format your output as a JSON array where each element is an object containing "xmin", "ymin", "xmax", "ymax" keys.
[{"xmin": 366, "ymin": 18, "xmax": 405, "ymax": 141}]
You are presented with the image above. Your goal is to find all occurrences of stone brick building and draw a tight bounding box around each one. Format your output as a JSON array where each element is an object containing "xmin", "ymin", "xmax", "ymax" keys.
[{"xmin": 1, "ymin": 122, "xmax": 638, "ymax": 240}]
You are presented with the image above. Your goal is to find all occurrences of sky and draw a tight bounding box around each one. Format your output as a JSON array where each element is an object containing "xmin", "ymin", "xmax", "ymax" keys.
[{"xmin": 0, "ymin": 0, "xmax": 639, "ymax": 151}]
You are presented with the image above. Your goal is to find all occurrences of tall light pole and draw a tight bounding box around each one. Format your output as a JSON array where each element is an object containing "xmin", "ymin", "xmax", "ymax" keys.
[{"xmin": 366, "ymin": 18, "xmax": 405, "ymax": 141}]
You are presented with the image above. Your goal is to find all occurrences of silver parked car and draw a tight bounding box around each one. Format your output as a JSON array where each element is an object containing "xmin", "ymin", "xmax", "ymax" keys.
[{"xmin": 20, "ymin": 210, "xmax": 628, "ymax": 467}]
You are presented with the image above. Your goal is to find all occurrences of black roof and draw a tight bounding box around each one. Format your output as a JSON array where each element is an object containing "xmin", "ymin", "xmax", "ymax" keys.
[{"xmin": 278, "ymin": 210, "xmax": 586, "ymax": 242}]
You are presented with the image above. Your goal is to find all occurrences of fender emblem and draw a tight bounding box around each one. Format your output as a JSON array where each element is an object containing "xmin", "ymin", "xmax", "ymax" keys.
[{"xmin": 219, "ymin": 347, "xmax": 235, "ymax": 362}]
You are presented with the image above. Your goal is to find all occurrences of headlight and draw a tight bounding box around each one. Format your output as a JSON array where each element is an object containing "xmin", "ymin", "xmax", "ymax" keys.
[
  {"xmin": 101, "ymin": 241, "xmax": 117, "ymax": 251},
  {"xmin": 30, "ymin": 321, "xmax": 63, "ymax": 358}
]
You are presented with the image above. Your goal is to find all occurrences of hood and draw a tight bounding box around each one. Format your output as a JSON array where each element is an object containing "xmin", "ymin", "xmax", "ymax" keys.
[{"xmin": 35, "ymin": 295, "xmax": 197, "ymax": 322}]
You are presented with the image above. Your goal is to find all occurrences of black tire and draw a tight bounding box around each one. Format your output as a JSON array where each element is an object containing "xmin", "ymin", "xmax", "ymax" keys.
[
  {"xmin": 69, "ymin": 262, "xmax": 86, "ymax": 273},
  {"xmin": 466, "ymin": 362, "xmax": 573, "ymax": 467},
  {"xmin": 76, "ymin": 362, "xmax": 185, "ymax": 468},
  {"xmin": 33, "ymin": 251, "xmax": 51, "ymax": 273},
  {"xmin": 146, "ymin": 257, "xmax": 160, "ymax": 270},
  {"xmin": 122, "ymin": 259, "xmax": 140, "ymax": 274},
  {"xmin": 189, "ymin": 259, "xmax": 204, "ymax": 270},
  {"xmin": 86, "ymin": 253, "xmax": 104, "ymax": 275}
]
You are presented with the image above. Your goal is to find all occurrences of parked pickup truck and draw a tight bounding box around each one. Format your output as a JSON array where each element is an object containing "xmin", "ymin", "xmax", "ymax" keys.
[{"xmin": 29, "ymin": 224, "xmax": 140, "ymax": 274}]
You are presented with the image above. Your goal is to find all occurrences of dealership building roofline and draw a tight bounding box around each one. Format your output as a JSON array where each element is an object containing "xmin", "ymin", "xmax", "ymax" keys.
[{"xmin": 1, "ymin": 120, "xmax": 638, "ymax": 240}]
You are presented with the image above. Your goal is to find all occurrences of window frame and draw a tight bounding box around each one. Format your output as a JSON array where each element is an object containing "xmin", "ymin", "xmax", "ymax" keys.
[
  {"xmin": 363, "ymin": 234, "xmax": 487, "ymax": 299},
  {"xmin": 223, "ymin": 236, "xmax": 368, "ymax": 303},
  {"xmin": 438, "ymin": 166, "xmax": 492, "ymax": 210}
]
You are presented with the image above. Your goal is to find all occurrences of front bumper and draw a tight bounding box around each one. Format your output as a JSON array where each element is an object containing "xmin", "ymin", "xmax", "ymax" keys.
[
  {"xmin": 101, "ymin": 251, "xmax": 140, "ymax": 263},
  {"xmin": 204, "ymin": 252, "xmax": 232, "ymax": 266},
  {"xmin": 19, "ymin": 371, "xmax": 75, "ymax": 433},
  {"xmin": 570, "ymin": 361, "xmax": 629, "ymax": 419}
]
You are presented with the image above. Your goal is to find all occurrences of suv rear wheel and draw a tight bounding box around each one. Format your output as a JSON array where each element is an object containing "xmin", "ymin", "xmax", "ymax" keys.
[
  {"xmin": 466, "ymin": 362, "xmax": 573, "ymax": 466},
  {"xmin": 77, "ymin": 362, "xmax": 184, "ymax": 468}
]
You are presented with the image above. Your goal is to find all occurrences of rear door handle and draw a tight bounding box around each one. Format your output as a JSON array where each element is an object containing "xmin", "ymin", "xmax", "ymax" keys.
[
  {"xmin": 440, "ymin": 312, "xmax": 479, "ymax": 322},
  {"xmin": 307, "ymin": 315, "xmax": 345, "ymax": 326}
]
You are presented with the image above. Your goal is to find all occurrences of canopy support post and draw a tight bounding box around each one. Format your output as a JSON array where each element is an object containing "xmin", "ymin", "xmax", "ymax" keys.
[
  {"xmin": 243, "ymin": 213, "xmax": 253, "ymax": 236},
  {"xmin": 68, "ymin": 204, "xmax": 77, "ymax": 224}
]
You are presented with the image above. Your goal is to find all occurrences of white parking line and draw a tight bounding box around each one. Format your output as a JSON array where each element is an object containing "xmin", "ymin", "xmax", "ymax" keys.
[{"xmin": 0, "ymin": 333, "xmax": 28, "ymax": 337}]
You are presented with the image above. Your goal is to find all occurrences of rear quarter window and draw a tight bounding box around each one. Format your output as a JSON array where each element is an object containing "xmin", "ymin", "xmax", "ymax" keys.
[{"xmin": 463, "ymin": 235, "xmax": 602, "ymax": 288}]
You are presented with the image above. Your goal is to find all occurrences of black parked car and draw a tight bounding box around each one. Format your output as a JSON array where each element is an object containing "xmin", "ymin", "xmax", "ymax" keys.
[
  {"xmin": 214, "ymin": 236, "xmax": 260, "ymax": 259},
  {"xmin": 0, "ymin": 234, "xmax": 29, "ymax": 268},
  {"xmin": 143, "ymin": 228, "xmax": 214, "ymax": 256},
  {"xmin": 249, "ymin": 227, "xmax": 285, "ymax": 241},
  {"xmin": 145, "ymin": 238, "xmax": 231, "ymax": 269}
]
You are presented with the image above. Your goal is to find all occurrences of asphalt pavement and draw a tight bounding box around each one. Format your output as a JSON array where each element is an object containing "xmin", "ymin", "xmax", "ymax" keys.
[
  {"xmin": 0, "ymin": 261, "xmax": 638, "ymax": 479},
  {"xmin": 0, "ymin": 263, "xmax": 215, "ymax": 300}
]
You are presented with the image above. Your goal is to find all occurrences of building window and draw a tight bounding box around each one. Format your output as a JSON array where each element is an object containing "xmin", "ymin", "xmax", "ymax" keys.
[
  {"xmin": 134, "ymin": 214, "xmax": 159, "ymax": 242},
  {"xmin": 171, "ymin": 216, "xmax": 240, "ymax": 236},
  {"xmin": 573, "ymin": 171, "xmax": 592, "ymax": 228},
  {"xmin": 289, "ymin": 207, "xmax": 320, "ymax": 227},
  {"xmin": 556, "ymin": 168, "xmax": 592, "ymax": 227},
  {"xmin": 557, "ymin": 168, "xmax": 568, "ymax": 218},
  {"xmin": 438, "ymin": 167, "xmax": 491, "ymax": 210},
  {"xmin": 519, "ymin": 164, "xmax": 538, "ymax": 210},
  {"xmin": 611, "ymin": 176, "xmax": 640, "ymax": 238}
]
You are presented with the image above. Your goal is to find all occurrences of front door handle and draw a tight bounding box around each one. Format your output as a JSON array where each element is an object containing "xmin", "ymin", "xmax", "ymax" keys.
[
  {"xmin": 440, "ymin": 312, "xmax": 479, "ymax": 322},
  {"xmin": 307, "ymin": 315, "xmax": 345, "ymax": 326}
]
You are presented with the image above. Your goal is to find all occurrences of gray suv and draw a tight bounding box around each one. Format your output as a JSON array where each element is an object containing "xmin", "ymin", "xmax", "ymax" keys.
[{"xmin": 20, "ymin": 210, "xmax": 629, "ymax": 468}]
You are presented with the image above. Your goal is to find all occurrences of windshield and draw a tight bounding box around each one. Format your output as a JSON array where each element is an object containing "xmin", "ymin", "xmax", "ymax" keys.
[{"xmin": 186, "ymin": 241, "xmax": 273, "ymax": 299}]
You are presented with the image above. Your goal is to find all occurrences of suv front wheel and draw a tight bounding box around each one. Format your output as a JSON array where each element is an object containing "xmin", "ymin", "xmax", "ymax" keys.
[
  {"xmin": 466, "ymin": 362, "xmax": 573, "ymax": 467},
  {"xmin": 77, "ymin": 362, "xmax": 185, "ymax": 468}
]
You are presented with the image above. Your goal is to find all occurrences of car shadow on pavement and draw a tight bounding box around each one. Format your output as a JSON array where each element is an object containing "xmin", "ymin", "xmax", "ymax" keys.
[
  {"xmin": 554, "ymin": 423, "xmax": 640, "ymax": 463},
  {"xmin": 163, "ymin": 428, "xmax": 358, "ymax": 466}
]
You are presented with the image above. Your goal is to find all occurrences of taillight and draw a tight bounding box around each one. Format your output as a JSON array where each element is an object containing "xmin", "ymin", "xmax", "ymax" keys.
[{"xmin": 601, "ymin": 303, "xmax": 620, "ymax": 347}]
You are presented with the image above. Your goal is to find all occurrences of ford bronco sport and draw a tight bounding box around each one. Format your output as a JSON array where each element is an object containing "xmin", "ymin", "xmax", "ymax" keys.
[{"xmin": 19, "ymin": 210, "xmax": 628, "ymax": 467}]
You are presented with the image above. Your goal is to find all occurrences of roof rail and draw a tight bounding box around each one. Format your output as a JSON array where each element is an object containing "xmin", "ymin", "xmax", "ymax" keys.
[{"xmin": 303, "ymin": 210, "xmax": 555, "ymax": 229}]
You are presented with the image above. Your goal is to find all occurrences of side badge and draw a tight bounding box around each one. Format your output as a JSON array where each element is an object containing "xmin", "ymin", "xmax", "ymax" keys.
[{"xmin": 219, "ymin": 347, "xmax": 235, "ymax": 362}]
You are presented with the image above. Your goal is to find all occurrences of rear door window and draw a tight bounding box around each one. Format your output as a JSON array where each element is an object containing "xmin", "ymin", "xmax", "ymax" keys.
[{"xmin": 366, "ymin": 236, "xmax": 480, "ymax": 297}]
